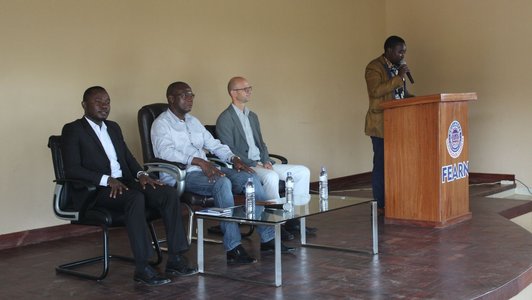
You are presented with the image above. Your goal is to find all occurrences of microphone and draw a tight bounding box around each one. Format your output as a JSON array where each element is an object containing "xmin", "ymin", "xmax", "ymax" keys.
[
  {"xmin": 406, "ymin": 71, "xmax": 414, "ymax": 84},
  {"xmin": 400, "ymin": 61, "xmax": 414, "ymax": 84}
]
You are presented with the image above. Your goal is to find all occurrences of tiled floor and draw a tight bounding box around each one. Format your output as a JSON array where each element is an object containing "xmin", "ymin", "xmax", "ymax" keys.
[{"xmin": 0, "ymin": 185, "xmax": 530, "ymax": 299}]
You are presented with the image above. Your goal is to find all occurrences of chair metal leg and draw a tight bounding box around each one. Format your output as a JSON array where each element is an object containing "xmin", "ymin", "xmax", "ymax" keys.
[
  {"xmin": 240, "ymin": 225, "xmax": 255, "ymax": 237},
  {"xmin": 147, "ymin": 221, "xmax": 163, "ymax": 265},
  {"xmin": 56, "ymin": 221, "xmax": 162, "ymax": 281},
  {"xmin": 161, "ymin": 207, "xmax": 222, "ymax": 247},
  {"xmin": 183, "ymin": 203, "xmax": 223, "ymax": 244},
  {"xmin": 55, "ymin": 224, "xmax": 112, "ymax": 281},
  {"xmin": 159, "ymin": 202, "xmax": 194, "ymax": 251},
  {"xmin": 184, "ymin": 203, "xmax": 194, "ymax": 245}
]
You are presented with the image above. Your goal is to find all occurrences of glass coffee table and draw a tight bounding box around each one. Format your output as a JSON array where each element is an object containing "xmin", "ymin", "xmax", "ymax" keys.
[{"xmin": 196, "ymin": 194, "xmax": 378, "ymax": 287}]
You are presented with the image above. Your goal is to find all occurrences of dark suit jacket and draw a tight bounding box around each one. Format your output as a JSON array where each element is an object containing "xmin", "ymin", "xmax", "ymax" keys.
[
  {"xmin": 216, "ymin": 105, "xmax": 272, "ymax": 167},
  {"xmin": 61, "ymin": 118, "xmax": 142, "ymax": 209}
]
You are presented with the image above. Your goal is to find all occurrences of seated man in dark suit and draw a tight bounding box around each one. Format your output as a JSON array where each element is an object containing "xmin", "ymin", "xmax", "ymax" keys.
[{"xmin": 61, "ymin": 86, "xmax": 196, "ymax": 286}]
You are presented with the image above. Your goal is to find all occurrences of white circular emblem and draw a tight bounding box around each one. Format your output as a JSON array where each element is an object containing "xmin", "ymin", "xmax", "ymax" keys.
[{"xmin": 446, "ymin": 120, "xmax": 464, "ymax": 158}]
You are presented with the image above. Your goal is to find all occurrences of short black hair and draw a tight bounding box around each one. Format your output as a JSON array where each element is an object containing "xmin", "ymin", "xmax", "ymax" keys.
[
  {"xmin": 83, "ymin": 86, "xmax": 106, "ymax": 102},
  {"xmin": 166, "ymin": 81, "xmax": 190, "ymax": 97},
  {"xmin": 384, "ymin": 35, "xmax": 406, "ymax": 51}
]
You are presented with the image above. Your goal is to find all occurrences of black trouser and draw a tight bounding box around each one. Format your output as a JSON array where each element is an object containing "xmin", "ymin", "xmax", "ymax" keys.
[
  {"xmin": 94, "ymin": 181, "xmax": 187, "ymax": 272},
  {"xmin": 371, "ymin": 136, "xmax": 385, "ymax": 208}
]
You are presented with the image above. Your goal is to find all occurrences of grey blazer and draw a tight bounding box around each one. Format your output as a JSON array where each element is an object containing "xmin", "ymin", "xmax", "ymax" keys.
[{"xmin": 216, "ymin": 105, "xmax": 272, "ymax": 167}]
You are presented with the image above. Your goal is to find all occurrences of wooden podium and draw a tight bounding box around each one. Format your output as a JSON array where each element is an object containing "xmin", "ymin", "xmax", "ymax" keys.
[{"xmin": 381, "ymin": 93, "xmax": 477, "ymax": 227}]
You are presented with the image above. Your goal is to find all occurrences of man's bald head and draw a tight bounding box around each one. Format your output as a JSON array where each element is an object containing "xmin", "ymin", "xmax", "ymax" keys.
[
  {"xmin": 227, "ymin": 76, "xmax": 247, "ymax": 95},
  {"xmin": 227, "ymin": 76, "xmax": 253, "ymax": 107}
]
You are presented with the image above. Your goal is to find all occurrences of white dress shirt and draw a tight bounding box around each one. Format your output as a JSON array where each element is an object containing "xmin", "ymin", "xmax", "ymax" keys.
[
  {"xmin": 231, "ymin": 104, "xmax": 261, "ymax": 161},
  {"xmin": 85, "ymin": 117, "xmax": 122, "ymax": 186},
  {"xmin": 151, "ymin": 109, "xmax": 235, "ymax": 185}
]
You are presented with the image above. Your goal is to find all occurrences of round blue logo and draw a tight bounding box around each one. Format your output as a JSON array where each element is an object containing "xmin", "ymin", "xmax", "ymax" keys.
[{"xmin": 446, "ymin": 120, "xmax": 464, "ymax": 158}]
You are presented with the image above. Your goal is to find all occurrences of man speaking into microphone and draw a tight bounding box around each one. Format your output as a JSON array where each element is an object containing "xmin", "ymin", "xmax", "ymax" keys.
[{"xmin": 364, "ymin": 35, "xmax": 414, "ymax": 215}]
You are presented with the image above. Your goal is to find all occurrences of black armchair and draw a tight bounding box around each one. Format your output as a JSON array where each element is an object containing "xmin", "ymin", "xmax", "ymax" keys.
[{"xmin": 48, "ymin": 135, "xmax": 162, "ymax": 281}]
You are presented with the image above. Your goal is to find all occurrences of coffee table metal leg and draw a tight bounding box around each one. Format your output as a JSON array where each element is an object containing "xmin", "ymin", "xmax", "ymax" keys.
[
  {"xmin": 198, "ymin": 218, "xmax": 204, "ymax": 273},
  {"xmin": 275, "ymin": 224, "xmax": 282, "ymax": 287},
  {"xmin": 371, "ymin": 201, "xmax": 379, "ymax": 254}
]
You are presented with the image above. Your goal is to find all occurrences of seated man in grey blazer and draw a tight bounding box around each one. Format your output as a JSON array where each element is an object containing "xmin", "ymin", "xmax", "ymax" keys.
[{"xmin": 216, "ymin": 76, "xmax": 316, "ymax": 236}]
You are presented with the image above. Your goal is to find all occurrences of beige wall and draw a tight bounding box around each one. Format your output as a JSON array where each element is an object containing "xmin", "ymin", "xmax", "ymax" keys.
[
  {"xmin": 1, "ymin": 0, "xmax": 531, "ymax": 235},
  {"xmin": 385, "ymin": 0, "xmax": 532, "ymax": 193},
  {"xmin": 0, "ymin": 0, "xmax": 383, "ymax": 235}
]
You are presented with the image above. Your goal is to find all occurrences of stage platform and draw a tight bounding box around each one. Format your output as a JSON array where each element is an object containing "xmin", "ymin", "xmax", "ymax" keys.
[{"xmin": 0, "ymin": 182, "xmax": 530, "ymax": 299}]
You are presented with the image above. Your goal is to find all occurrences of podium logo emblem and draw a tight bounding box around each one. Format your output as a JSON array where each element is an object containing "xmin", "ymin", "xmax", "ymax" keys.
[{"xmin": 446, "ymin": 120, "xmax": 464, "ymax": 158}]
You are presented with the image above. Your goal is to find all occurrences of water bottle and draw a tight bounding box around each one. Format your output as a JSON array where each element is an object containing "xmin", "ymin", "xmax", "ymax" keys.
[
  {"xmin": 319, "ymin": 166, "xmax": 328, "ymax": 200},
  {"xmin": 283, "ymin": 172, "xmax": 294, "ymax": 212},
  {"xmin": 245, "ymin": 178, "xmax": 255, "ymax": 218}
]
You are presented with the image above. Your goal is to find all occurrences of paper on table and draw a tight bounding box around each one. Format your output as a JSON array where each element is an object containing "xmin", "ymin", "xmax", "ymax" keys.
[{"xmin": 196, "ymin": 207, "xmax": 231, "ymax": 216}]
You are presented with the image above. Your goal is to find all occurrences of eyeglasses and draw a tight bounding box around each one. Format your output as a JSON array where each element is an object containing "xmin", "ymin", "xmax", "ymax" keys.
[
  {"xmin": 177, "ymin": 91, "xmax": 195, "ymax": 99},
  {"xmin": 232, "ymin": 86, "xmax": 253, "ymax": 93}
]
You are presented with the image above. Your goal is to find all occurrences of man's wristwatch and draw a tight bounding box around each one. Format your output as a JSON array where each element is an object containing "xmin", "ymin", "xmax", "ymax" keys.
[{"xmin": 137, "ymin": 171, "xmax": 149, "ymax": 179}]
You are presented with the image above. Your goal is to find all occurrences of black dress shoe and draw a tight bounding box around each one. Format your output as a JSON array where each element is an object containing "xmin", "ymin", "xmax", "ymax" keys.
[
  {"xmin": 226, "ymin": 244, "xmax": 257, "ymax": 265},
  {"xmin": 281, "ymin": 225, "xmax": 295, "ymax": 241},
  {"xmin": 260, "ymin": 239, "xmax": 296, "ymax": 253},
  {"xmin": 134, "ymin": 266, "xmax": 171, "ymax": 286},
  {"xmin": 166, "ymin": 255, "xmax": 198, "ymax": 277}
]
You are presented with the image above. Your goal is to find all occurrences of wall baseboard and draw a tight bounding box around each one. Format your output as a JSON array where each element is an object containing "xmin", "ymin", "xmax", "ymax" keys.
[
  {"xmin": 0, "ymin": 224, "xmax": 99, "ymax": 251},
  {"xmin": 309, "ymin": 171, "xmax": 514, "ymax": 190},
  {"xmin": 468, "ymin": 172, "xmax": 515, "ymax": 184},
  {"xmin": 0, "ymin": 171, "xmax": 517, "ymax": 251},
  {"xmin": 309, "ymin": 171, "xmax": 372, "ymax": 191}
]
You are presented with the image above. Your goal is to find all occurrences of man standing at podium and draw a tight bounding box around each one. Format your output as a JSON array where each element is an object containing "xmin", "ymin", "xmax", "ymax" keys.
[{"xmin": 364, "ymin": 35, "xmax": 414, "ymax": 214}]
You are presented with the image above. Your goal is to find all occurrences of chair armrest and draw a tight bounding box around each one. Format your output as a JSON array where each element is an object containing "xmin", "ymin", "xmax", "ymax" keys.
[
  {"xmin": 269, "ymin": 154, "xmax": 288, "ymax": 164},
  {"xmin": 147, "ymin": 157, "xmax": 187, "ymax": 169},
  {"xmin": 144, "ymin": 159, "xmax": 187, "ymax": 197},
  {"xmin": 144, "ymin": 158, "xmax": 186, "ymax": 181},
  {"xmin": 205, "ymin": 153, "xmax": 231, "ymax": 168},
  {"xmin": 53, "ymin": 179, "xmax": 97, "ymax": 221},
  {"xmin": 54, "ymin": 178, "xmax": 97, "ymax": 191},
  {"xmin": 207, "ymin": 157, "xmax": 230, "ymax": 168}
]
